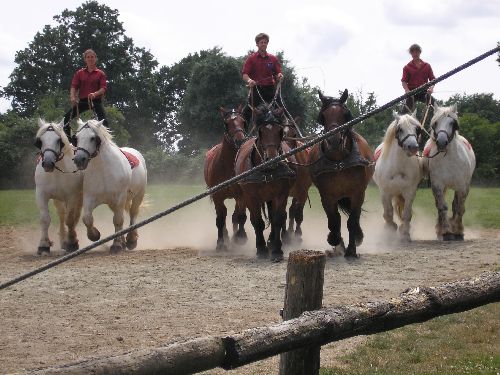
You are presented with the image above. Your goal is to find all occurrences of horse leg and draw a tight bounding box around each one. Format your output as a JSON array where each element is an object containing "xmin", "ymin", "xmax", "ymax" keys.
[
  {"xmin": 346, "ymin": 194, "xmax": 364, "ymax": 258},
  {"xmin": 37, "ymin": 196, "xmax": 52, "ymax": 255},
  {"xmin": 126, "ymin": 191, "xmax": 144, "ymax": 250},
  {"xmin": 321, "ymin": 197, "xmax": 345, "ymax": 253},
  {"xmin": 110, "ymin": 204, "xmax": 126, "ymax": 254},
  {"xmin": 270, "ymin": 196, "xmax": 287, "ymax": 263},
  {"xmin": 431, "ymin": 184, "xmax": 451, "ymax": 240},
  {"xmin": 82, "ymin": 198, "xmax": 101, "ymax": 243},
  {"xmin": 294, "ymin": 198, "xmax": 305, "ymax": 244},
  {"xmin": 248, "ymin": 202, "xmax": 267, "ymax": 258},
  {"xmin": 64, "ymin": 197, "xmax": 81, "ymax": 253},
  {"xmin": 399, "ymin": 190, "xmax": 416, "ymax": 242},
  {"xmin": 381, "ymin": 192, "xmax": 397, "ymax": 231},
  {"xmin": 287, "ymin": 199, "xmax": 296, "ymax": 234},
  {"xmin": 214, "ymin": 198, "xmax": 228, "ymax": 252},
  {"xmin": 266, "ymin": 201, "xmax": 276, "ymax": 251},
  {"xmin": 53, "ymin": 199, "xmax": 67, "ymax": 250},
  {"xmin": 450, "ymin": 189, "xmax": 467, "ymax": 241},
  {"xmin": 232, "ymin": 199, "xmax": 248, "ymax": 245}
]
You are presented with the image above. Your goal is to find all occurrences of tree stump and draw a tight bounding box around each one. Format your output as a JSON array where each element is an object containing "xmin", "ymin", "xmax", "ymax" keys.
[{"xmin": 279, "ymin": 250, "xmax": 326, "ymax": 375}]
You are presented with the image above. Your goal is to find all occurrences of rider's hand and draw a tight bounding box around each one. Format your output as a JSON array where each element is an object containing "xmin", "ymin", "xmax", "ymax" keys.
[
  {"xmin": 247, "ymin": 79, "xmax": 256, "ymax": 87},
  {"xmin": 88, "ymin": 92, "xmax": 96, "ymax": 100},
  {"xmin": 427, "ymin": 87, "xmax": 434, "ymax": 94},
  {"xmin": 277, "ymin": 73, "xmax": 284, "ymax": 81},
  {"xmin": 70, "ymin": 96, "xmax": 78, "ymax": 107}
]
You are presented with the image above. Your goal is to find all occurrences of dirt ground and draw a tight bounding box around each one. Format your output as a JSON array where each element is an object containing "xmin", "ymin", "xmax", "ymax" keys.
[{"xmin": 0, "ymin": 201, "xmax": 498, "ymax": 374}]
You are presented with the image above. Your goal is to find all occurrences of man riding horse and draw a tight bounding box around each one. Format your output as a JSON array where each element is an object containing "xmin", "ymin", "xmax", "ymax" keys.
[{"xmin": 242, "ymin": 33, "xmax": 284, "ymax": 123}]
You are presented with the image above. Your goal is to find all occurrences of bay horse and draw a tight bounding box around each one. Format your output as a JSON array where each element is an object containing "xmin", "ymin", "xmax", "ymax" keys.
[
  {"xmin": 373, "ymin": 111, "xmax": 425, "ymax": 241},
  {"xmin": 282, "ymin": 118, "xmax": 312, "ymax": 243},
  {"xmin": 34, "ymin": 119, "xmax": 83, "ymax": 254},
  {"xmin": 423, "ymin": 104, "xmax": 475, "ymax": 240},
  {"xmin": 73, "ymin": 119, "xmax": 147, "ymax": 253},
  {"xmin": 309, "ymin": 89, "xmax": 374, "ymax": 257},
  {"xmin": 204, "ymin": 105, "xmax": 248, "ymax": 251},
  {"xmin": 235, "ymin": 105, "xmax": 296, "ymax": 262}
]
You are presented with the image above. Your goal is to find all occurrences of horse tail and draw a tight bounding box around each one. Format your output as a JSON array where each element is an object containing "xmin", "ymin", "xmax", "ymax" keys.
[
  {"xmin": 393, "ymin": 194, "xmax": 405, "ymax": 221},
  {"xmin": 338, "ymin": 197, "xmax": 351, "ymax": 216}
]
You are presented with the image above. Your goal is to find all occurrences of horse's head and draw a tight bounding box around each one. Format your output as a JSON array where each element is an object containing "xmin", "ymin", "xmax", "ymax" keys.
[
  {"xmin": 254, "ymin": 105, "xmax": 285, "ymax": 161},
  {"xmin": 35, "ymin": 118, "xmax": 68, "ymax": 172},
  {"xmin": 391, "ymin": 111, "xmax": 421, "ymax": 156},
  {"xmin": 431, "ymin": 103, "xmax": 459, "ymax": 152},
  {"xmin": 318, "ymin": 89, "xmax": 353, "ymax": 153},
  {"xmin": 73, "ymin": 119, "xmax": 105, "ymax": 170},
  {"xmin": 219, "ymin": 104, "xmax": 246, "ymax": 149}
]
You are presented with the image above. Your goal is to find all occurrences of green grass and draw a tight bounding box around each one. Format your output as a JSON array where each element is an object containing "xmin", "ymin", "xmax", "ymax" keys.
[
  {"xmin": 1, "ymin": 185, "xmax": 500, "ymax": 229},
  {"xmin": 320, "ymin": 303, "xmax": 500, "ymax": 375}
]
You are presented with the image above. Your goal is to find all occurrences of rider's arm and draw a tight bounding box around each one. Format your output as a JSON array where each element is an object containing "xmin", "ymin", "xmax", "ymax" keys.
[
  {"xmin": 402, "ymin": 81, "xmax": 410, "ymax": 93},
  {"xmin": 242, "ymin": 73, "xmax": 256, "ymax": 87},
  {"xmin": 70, "ymin": 87, "xmax": 78, "ymax": 106}
]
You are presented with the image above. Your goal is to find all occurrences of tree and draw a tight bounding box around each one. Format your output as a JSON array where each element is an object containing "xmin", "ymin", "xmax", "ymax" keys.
[
  {"xmin": 444, "ymin": 93, "xmax": 500, "ymax": 123},
  {"xmin": 1, "ymin": 1, "xmax": 160, "ymax": 149}
]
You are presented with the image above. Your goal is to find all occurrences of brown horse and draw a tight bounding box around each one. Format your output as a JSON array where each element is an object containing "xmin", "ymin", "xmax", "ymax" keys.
[
  {"xmin": 204, "ymin": 105, "xmax": 248, "ymax": 251},
  {"xmin": 282, "ymin": 118, "xmax": 312, "ymax": 243},
  {"xmin": 235, "ymin": 105, "xmax": 296, "ymax": 262},
  {"xmin": 309, "ymin": 89, "xmax": 374, "ymax": 257}
]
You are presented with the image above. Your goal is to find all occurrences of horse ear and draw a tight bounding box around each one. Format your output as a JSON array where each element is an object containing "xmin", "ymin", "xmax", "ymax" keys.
[
  {"xmin": 38, "ymin": 118, "xmax": 45, "ymax": 127},
  {"xmin": 411, "ymin": 109, "xmax": 417, "ymax": 118},
  {"xmin": 340, "ymin": 89, "xmax": 349, "ymax": 103},
  {"xmin": 273, "ymin": 107, "xmax": 284, "ymax": 117},
  {"xmin": 318, "ymin": 90, "xmax": 325, "ymax": 101},
  {"xmin": 77, "ymin": 119, "xmax": 85, "ymax": 128},
  {"xmin": 96, "ymin": 120, "xmax": 105, "ymax": 128},
  {"xmin": 392, "ymin": 111, "xmax": 400, "ymax": 120},
  {"xmin": 236, "ymin": 104, "xmax": 243, "ymax": 113},
  {"xmin": 250, "ymin": 105, "xmax": 261, "ymax": 115},
  {"xmin": 219, "ymin": 107, "xmax": 226, "ymax": 117},
  {"xmin": 450, "ymin": 103, "xmax": 458, "ymax": 113},
  {"xmin": 294, "ymin": 117, "xmax": 301, "ymax": 125}
]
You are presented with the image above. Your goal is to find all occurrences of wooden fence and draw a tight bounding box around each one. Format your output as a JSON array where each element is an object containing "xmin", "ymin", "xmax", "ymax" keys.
[{"xmin": 26, "ymin": 251, "xmax": 500, "ymax": 375}]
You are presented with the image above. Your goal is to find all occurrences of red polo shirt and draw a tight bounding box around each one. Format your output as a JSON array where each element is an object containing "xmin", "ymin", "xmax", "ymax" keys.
[
  {"xmin": 71, "ymin": 67, "xmax": 107, "ymax": 99},
  {"xmin": 242, "ymin": 52, "xmax": 282, "ymax": 86},
  {"xmin": 401, "ymin": 60, "xmax": 435, "ymax": 90}
]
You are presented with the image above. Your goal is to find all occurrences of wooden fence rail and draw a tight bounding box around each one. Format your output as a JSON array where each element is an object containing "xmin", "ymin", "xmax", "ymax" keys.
[{"xmin": 26, "ymin": 269, "xmax": 500, "ymax": 375}]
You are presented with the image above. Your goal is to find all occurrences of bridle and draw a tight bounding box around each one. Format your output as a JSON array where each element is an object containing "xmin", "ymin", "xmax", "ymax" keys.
[
  {"xmin": 319, "ymin": 102, "xmax": 352, "ymax": 151},
  {"xmin": 73, "ymin": 123, "xmax": 101, "ymax": 159},
  {"xmin": 395, "ymin": 123, "xmax": 421, "ymax": 149},
  {"xmin": 35, "ymin": 126, "xmax": 65, "ymax": 163},
  {"xmin": 222, "ymin": 110, "xmax": 247, "ymax": 149},
  {"xmin": 255, "ymin": 121, "xmax": 285, "ymax": 162},
  {"xmin": 432, "ymin": 115, "xmax": 458, "ymax": 144}
]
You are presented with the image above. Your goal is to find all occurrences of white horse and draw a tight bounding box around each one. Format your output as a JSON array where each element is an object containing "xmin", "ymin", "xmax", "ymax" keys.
[
  {"xmin": 73, "ymin": 119, "xmax": 147, "ymax": 252},
  {"xmin": 424, "ymin": 104, "xmax": 475, "ymax": 241},
  {"xmin": 34, "ymin": 119, "xmax": 83, "ymax": 254},
  {"xmin": 373, "ymin": 112, "xmax": 425, "ymax": 241}
]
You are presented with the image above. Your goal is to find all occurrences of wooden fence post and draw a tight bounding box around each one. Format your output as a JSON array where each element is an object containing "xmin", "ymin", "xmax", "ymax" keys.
[{"xmin": 279, "ymin": 250, "xmax": 326, "ymax": 375}]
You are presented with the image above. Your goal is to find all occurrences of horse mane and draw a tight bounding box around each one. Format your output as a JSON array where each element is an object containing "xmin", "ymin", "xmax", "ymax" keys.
[
  {"xmin": 36, "ymin": 119, "xmax": 71, "ymax": 150},
  {"xmin": 430, "ymin": 105, "xmax": 459, "ymax": 128},
  {"xmin": 381, "ymin": 114, "xmax": 419, "ymax": 159},
  {"xmin": 77, "ymin": 119, "xmax": 116, "ymax": 146}
]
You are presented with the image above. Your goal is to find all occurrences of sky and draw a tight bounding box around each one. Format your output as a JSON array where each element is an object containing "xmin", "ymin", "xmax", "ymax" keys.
[{"xmin": 0, "ymin": 0, "xmax": 499, "ymax": 113}]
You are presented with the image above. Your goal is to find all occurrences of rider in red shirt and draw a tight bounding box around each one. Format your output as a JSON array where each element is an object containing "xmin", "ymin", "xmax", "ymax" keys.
[
  {"xmin": 401, "ymin": 44, "xmax": 436, "ymax": 112},
  {"xmin": 242, "ymin": 33, "xmax": 284, "ymax": 122},
  {"xmin": 63, "ymin": 49, "xmax": 108, "ymax": 138}
]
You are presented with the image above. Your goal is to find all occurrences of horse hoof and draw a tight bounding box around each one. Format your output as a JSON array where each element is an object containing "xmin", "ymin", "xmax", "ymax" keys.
[
  {"xmin": 126, "ymin": 240, "xmax": 137, "ymax": 250},
  {"xmin": 454, "ymin": 234, "xmax": 464, "ymax": 241},
  {"xmin": 327, "ymin": 232, "xmax": 342, "ymax": 247},
  {"xmin": 344, "ymin": 251, "xmax": 359, "ymax": 259},
  {"xmin": 216, "ymin": 243, "xmax": 228, "ymax": 252},
  {"xmin": 232, "ymin": 232, "xmax": 248, "ymax": 245},
  {"xmin": 270, "ymin": 252, "xmax": 284, "ymax": 263},
  {"xmin": 282, "ymin": 232, "xmax": 292, "ymax": 245},
  {"xmin": 385, "ymin": 222, "xmax": 398, "ymax": 232},
  {"xmin": 65, "ymin": 242, "xmax": 79, "ymax": 253},
  {"xmin": 110, "ymin": 244, "xmax": 123, "ymax": 254},
  {"xmin": 88, "ymin": 229, "xmax": 101, "ymax": 242},
  {"xmin": 256, "ymin": 248, "xmax": 269, "ymax": 259},
  {"xmin": 442, "ymin": 233, "xmax": 455, "ymax": 241},
  {"xmin": 37, "ymin": 246, "xmax": 50, "ymax": 255},
  {"xmin": 355, "ymin": 233, "xmax": 364, "ymax": 247},
  {"xmin": 399, "ymin": 234, "xmax": 412, "ymax": 243}
]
